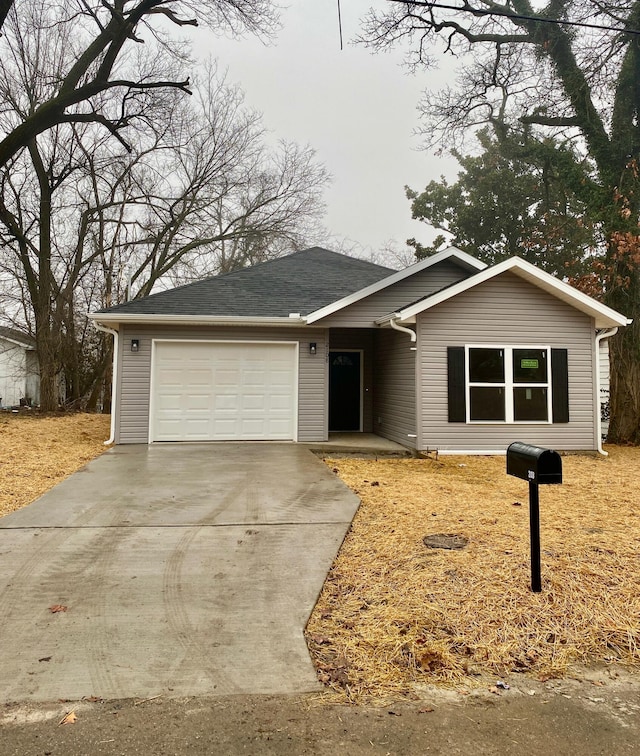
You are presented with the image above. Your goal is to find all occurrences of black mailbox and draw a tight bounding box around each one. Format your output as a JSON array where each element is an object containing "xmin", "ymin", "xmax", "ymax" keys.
[{"xmin": 506, "ymin": 442, "xmax": 562, "ymax": 485}]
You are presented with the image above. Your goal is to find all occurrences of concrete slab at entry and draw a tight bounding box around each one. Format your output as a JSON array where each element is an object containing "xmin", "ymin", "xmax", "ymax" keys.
[{"xmin": 0, "ymin": 444, "xmax": 360, "ymax": 703}]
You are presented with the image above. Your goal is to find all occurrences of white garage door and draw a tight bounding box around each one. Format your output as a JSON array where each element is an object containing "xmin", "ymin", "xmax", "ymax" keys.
[{"xmin": 151, "ymin": 341, "xmax": 298, "ymax": 442}]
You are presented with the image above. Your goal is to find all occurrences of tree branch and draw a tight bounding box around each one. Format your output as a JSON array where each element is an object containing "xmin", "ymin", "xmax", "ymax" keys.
[
  {"xmin": 519, "ymin": 114, "xmax": 580, "ymax": 126},
  {"xmin": 0, "ymin": 0, "xmax": 195, "ymax": 167}
]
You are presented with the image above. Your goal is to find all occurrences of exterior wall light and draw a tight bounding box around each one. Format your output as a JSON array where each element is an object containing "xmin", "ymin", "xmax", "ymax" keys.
[
  {"xmin": 131, "ymin": 339, "xmax": 140, "ymax": 353},
  {"xmin": 309, "ymin": 342, "xmax": 317, "ymax": 355}
]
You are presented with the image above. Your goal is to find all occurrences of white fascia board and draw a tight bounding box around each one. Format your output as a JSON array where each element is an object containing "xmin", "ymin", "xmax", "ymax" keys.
[
  {"xmin": 86, "ymin": 313, "xmax": 308, "ymax": 328},
  {"xmin": 305, "ymin": 246, "xmax": 486, "ymax": 324},
  {"xmin": 376, "ymin": 312, "xmax": 416, "ymax": 325},
  {"xmin": 388, "ymin": 257, "xmax": 631, "ymax": 329}
]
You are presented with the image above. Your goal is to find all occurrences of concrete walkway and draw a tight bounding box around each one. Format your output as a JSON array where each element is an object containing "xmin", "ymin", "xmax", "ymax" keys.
[
  {"xmin": 305, "ymin": 433, "xmax": 412, "ymax": 455},
  {"xmin": 0, "ymin": 444, "xmax": 360, "ymax": 703}
]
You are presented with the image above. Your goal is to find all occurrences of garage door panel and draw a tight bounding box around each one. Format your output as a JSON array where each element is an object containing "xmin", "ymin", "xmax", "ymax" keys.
[
  {"xmin": 269, "ymin": 395, "xmax": 291, "ymax": 410},
  {"xmin": 186, "ymin": 394, "xmax": 210, "ymax": 410},
  {"xmin": 215, "ymin": 394, "xmax": 239, "ymax": 410},
  {"xmin": 189, "ymin": 369, "xmax": 212, "ymax": 385},
  {"xmin": 212, "ymin": 419, "xmax": 240, "ymax": 438},
  {"xmin": 215, "ymin": 369, "xmax": 239, "ymax": 385},
  {"xmin": 266, "ymin": 421, "xmax": 294, "ymax": 437},
  {"xmin": 157, "ymin": 369, "xmax": 183, "ymax": 386},
  {"xmin": 151, "ymin": 342, "xmax": 297, "ymax": 441},
  {"xmin": 243, "ymin": 394, "xmax": 265, "ymax": 410},
  {"xmin": 156, "ymin": 393, "xmax": 181, "ymax": 411},
  {"xmin": 244, "ymin": 371, "xmax": 266, "ymax": 386}
]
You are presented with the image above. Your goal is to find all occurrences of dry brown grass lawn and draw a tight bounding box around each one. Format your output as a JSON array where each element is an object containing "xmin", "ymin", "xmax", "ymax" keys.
[
  {"xmin": 307, "ymin": 447, "xmax": 640, "ymax": 702},
  {"xmin": 0, "ymin": 413, "xmax": 111, "ymax": 517}
]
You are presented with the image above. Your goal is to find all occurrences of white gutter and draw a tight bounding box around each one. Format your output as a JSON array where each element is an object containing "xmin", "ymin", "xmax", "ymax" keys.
[
  {"xmin": 388, "ymin": 316, "xmax": 417, "ymax": 350},
  {"xmin": 595, "ymin": 327, "xmax": 618, "ymax": 456},
  {"xmin": 92, "ymin": 322, "xmax": 119, "ymax": 446},
  {"xmin": 86, "ymin": 313, "xmax": 307, "ymax": 327}
]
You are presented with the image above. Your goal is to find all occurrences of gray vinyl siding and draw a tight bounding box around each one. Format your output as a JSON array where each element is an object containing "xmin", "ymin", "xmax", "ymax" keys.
[
  {"xmin": 115, "ymin": 325, "xmax": 328, "ymax": 444},
  {"xmin": 373, "ymin": 329, "xmax": 417, "ymax": 449},
  {"xmin": 318, "ymin": 261, "xmax": 471, "ymax": 327},
  {"xmin": 417, "ymin": 272, "xmax": 597, "ymax": 452},
  {"xmin": 329, "ymin": 329, "xmax": 374, "ymax": 432}
]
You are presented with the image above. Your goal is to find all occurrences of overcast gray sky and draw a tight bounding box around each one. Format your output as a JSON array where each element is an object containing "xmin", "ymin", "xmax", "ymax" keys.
[{"xmin": 195, "ymin": 1, "xmax": 458, "ymax": 258}]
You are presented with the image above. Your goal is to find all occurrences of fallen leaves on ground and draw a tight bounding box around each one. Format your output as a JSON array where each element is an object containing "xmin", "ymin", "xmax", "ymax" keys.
[
  {"xmin": 58, "ymin": 710, "xmax": 77, "ymax": 725},
  {"xmin": 306, "ymin": 447, "xmax": 640, "ymax": 702},
  {"xmin": 0, "ymin": 413, "xmax": 110, "ymax": 517}
]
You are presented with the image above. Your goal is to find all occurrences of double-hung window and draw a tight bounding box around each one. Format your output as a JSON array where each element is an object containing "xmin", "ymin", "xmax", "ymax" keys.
[{"xmin": 466, "ymin": 345, "xmax": 552, "ymax": 423}]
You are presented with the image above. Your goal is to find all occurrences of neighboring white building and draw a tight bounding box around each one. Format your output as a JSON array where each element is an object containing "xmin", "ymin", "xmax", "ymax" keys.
[{"xmin": 0, "ymin": 326, "xmax": 40, "ymax": 407}]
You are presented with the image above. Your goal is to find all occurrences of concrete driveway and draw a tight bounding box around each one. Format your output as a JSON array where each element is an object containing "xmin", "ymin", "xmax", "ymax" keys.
[{"xmin": 0, "ymin": 444, "xmax": 360, "ymax": 703}]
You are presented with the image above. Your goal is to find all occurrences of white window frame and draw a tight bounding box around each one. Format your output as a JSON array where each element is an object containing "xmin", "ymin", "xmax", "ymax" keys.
[{"xmin": 465, "ymin": 344, "xmax": 552, "ymax": 424}]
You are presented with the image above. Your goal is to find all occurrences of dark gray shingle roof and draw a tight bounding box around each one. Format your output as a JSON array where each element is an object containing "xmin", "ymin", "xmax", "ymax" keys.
[{"xmin": 99, "ymin": 247, "xmax": 394, "ymax": 317}]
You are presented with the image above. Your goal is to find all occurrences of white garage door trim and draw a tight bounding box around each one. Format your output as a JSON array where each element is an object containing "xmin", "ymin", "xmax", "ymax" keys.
[{"xmin": 149, "ymin": 339, "xmax": 299, "ymax": 442}]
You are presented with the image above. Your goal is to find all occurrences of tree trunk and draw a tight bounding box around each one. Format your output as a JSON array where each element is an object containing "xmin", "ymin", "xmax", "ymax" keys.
[
  {"xmin": 84, "ymin": 348, "xmax": 112, "ymax": 412},
  {"xmin": 102, "ymin": 357, "xmax": 112, "ymax": 415},
  {"xmin": 603, "ymin": 223, "xmax": 640, "ymax": 444},
  {"xmin": 36, "ymin": 331, "xmax": 59, "ymax": 411},
  {"xmin": 607, "ymin": 325, "xmax": 640, "ymax": 444}
]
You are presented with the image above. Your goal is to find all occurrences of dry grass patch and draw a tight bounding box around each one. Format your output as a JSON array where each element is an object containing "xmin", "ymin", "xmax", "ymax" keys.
[
  {"xmin": 306, "ymin": 447, "xmax": 640, "ymax": 701},
  {"xmin": 0, "ymin": 413, "xmax": 111, "ymax": 517}
]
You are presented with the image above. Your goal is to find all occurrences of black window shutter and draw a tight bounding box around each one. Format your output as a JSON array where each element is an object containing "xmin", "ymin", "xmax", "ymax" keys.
[
  {"xmin": 551, "ymin": 348, "xmax": 569, "ymax": 423},
  {"xmin": 447, "ymin": 347, "xmax": 466, "ymax": 422}
]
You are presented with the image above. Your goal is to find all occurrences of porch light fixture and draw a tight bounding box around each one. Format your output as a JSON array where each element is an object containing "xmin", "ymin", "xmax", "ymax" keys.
[
  {"xmin": 131, "ymin": 339, "xmax": 140, "ymax": 353},
  {"xmin": 309, "ymin": 342, "xmax": 317, "ymax": 355}
]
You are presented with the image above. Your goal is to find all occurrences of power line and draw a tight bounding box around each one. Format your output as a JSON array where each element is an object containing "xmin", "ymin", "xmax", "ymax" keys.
[{"xmin": 386, "ymin": 0, "xmax": 640, "ymax": 36}]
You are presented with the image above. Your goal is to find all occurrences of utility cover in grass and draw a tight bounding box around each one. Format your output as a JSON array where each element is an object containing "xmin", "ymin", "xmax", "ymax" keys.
[{"xmin": 423, "ymin": 533, "xmax": 469, "ymax": 550}]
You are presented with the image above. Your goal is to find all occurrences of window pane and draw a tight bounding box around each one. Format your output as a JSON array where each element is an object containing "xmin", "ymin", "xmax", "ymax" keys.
[
  {"xmin": 469, "ymin": 348, "xmax": 504, "ymax": 382},
  {"xmin": 513, "ymin": 349, "xmax": 547, "ymax": 383},
  {"xmin": 470, "ymin": 387, "xmax": 505, "ymax": 421},
  {"xmin": 514, "ymin": 387, "xmax": 548, "ymax": 421}
]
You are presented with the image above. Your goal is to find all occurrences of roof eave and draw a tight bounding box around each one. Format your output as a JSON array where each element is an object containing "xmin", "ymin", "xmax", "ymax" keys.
[
  {"xmin": 305, "ymin": 246, "xmax": 486, "ymax": 324},
  {"xmin": 386, "ymin": 257, "xmax": 630, "ymax": 329},
  {"xmin": 87, "ymin": 313, "xmax": 308, "ymax": 328}
]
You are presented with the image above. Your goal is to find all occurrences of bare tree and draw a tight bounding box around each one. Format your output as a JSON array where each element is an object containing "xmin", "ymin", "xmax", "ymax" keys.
[
  {"xmin": 0, "ymin": 55, "xmax": 328, "ymax": 409},
  {"xmin": 0, "ymin": 0, "xmax": 283, "ymax": 410},
  {"xmin": 0, "ymin": 0, "xmax": 279, "ymax": 168},
  {"xmin": 363, "ymin": 1, "xmax": 640, "ymax": 443}
]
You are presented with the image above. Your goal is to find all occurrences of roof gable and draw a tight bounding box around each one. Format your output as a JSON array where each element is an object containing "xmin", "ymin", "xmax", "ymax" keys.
[
  {"xmin": 379, "ymin": 257, "xmax": 630, "ymax": 329},
  {"xmin": 305, "ymin": 246, "xmax": 486, "ymax": 324}
]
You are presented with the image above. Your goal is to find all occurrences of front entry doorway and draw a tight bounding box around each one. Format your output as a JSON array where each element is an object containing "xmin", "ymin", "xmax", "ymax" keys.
[{"xmin": 329, "ymin": 350, "xmax": 362, "ymax": 431}]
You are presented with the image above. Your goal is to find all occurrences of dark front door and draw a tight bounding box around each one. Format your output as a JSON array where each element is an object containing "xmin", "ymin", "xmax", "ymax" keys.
[{"xmin": 329, "ymin": 351, "xmax": 361, "ymax": 431}]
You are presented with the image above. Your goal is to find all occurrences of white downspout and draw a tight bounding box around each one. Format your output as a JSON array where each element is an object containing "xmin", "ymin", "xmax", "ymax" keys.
[
  {"xmin": 595, "ymin": 327, "xmax": 618, "ymax": 456},
  {"xmin": 93, "ymin": 322, "xmax": 119, "ymax": 446},
  {"xmin": 388, "ymin": 316, "xmax": 417, "ymax": 350},
  {"xmin": 388, "ymin": 316, "xmax": 419, "ymax": 446}
]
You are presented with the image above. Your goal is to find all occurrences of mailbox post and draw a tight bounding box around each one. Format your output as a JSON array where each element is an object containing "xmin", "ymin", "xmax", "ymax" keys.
[{"xmin": 506, "ymin": 442, "xmax": 563, "ymax": 592}]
